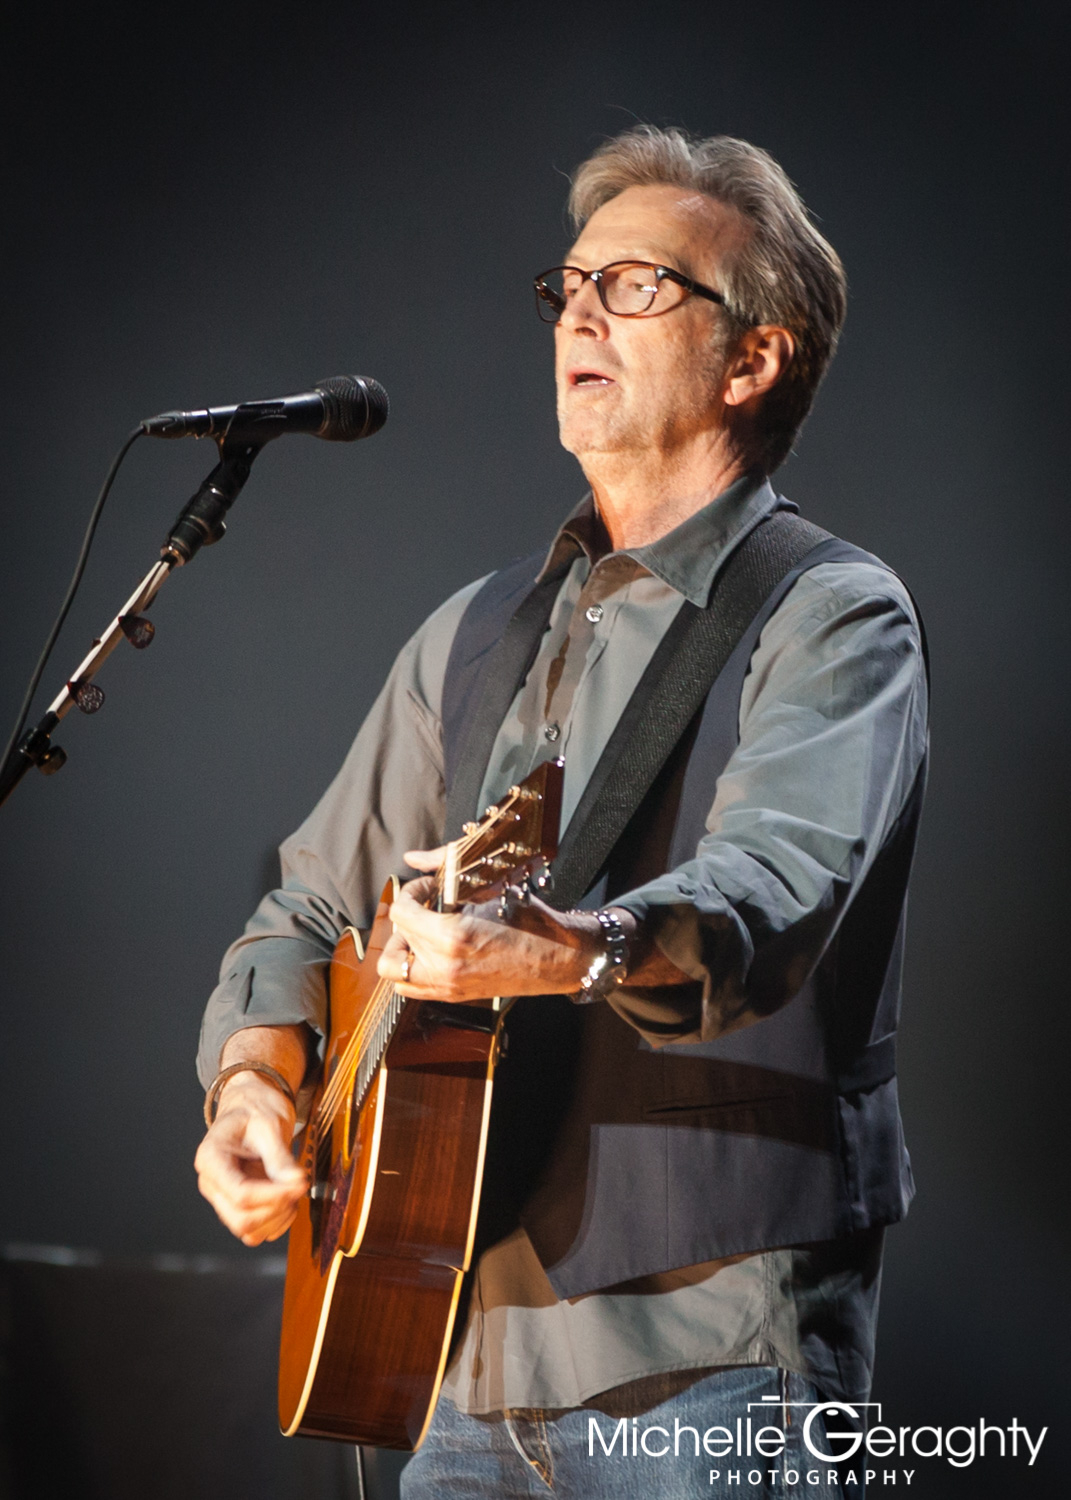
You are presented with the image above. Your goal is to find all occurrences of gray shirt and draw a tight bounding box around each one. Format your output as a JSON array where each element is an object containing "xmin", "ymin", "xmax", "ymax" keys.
[{"xmin": 197, "ymin": 473, "xmax": 927, "ymax": 1412}]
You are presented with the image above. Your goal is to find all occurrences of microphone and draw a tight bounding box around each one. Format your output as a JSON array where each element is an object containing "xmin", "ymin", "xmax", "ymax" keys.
[{"xmin": 141, "ymin": 375, "xmax": 389, "ymax": 443}]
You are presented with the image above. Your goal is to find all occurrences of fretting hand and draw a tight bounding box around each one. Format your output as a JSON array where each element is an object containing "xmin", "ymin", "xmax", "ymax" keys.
[
  {"xmin": 378, "ymin": 846, "xmax": 647, "ymax": 1001},
  {"xmin": 377, "ymin": 846, "xmax": 602, "ymax": 1000}
]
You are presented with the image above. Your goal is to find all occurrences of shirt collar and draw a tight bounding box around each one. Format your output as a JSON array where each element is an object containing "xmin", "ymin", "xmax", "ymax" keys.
[{"xmin": 537, "ymin": 469, "xmax": 781, "ymax": 607}]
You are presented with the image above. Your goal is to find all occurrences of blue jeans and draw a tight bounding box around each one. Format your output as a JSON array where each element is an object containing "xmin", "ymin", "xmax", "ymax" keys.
[{"xmin": 401, "ymin": 1367, "xmax": 860, "ymax": 1498}]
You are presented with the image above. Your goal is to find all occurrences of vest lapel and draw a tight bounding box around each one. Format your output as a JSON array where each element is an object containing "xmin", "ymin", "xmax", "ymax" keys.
[{"xmin": 444, "ymin": 562, "xmax": 570, "ymax": 840}]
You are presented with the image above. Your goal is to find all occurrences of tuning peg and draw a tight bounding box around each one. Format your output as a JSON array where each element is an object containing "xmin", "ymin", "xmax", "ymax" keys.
[{"xmin": 497, "ymin": 877, "xmax": 532, "ymax": 922}]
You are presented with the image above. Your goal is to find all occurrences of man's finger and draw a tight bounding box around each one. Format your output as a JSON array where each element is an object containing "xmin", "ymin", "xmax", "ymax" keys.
[
  {"xmin": 388, "ymin": 887, "xmax": 453, "ymax": 945},
  {"xmin": 399, "ymin": 874, "xmax": 439, "ymax": 910},
  {"xmin": 238, "ymin": 1199, "xmax": 302, "ymax": 1245},
  {"xmin": 404, "ymin": 846, "xmax": 447, "ymax": 872},
  {"xmin": 197, "ymin": 1147, "xmax": 304, "ymax": 1209},
  {"xmin": 198, "ymin": 1177, "xmax": 300, "ymax": 1249},
  {"xmin": 243, "ymin": 1113, "xmax": 306, "ymax": 1186},
  {"xmin": 195, "ymin": 1101, "xmax": 306, "ymax": 1231},
  {"xmin": 212, "ymin": 1189, "xmax": 300, "ymax": 1244},
  {"xmin": 378, "ymin": 930, "xmax": 415, "ymax": 988}
]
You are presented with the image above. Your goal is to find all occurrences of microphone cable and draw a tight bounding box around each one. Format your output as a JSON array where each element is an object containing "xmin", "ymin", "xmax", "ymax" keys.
[{"xmin": 1, "ymin": 426, "xmax": 145, "ymax": 779}]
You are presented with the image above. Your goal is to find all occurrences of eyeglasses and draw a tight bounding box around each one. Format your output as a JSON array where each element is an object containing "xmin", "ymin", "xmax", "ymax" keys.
[{"xmin": 533, "ymin": 260, "xmax": 725, "ymax": 323}]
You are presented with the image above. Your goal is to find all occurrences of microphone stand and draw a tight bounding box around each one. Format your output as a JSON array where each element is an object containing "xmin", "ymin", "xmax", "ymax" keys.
[{"xmin": 0, "ymin": 429, "xmax": 270, "ymax": 809}]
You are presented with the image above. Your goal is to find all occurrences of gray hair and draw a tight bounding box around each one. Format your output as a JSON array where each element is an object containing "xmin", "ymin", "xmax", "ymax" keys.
[{"xmin": 568, "ymin": 126, "xmax": 847, "ymax": 471}]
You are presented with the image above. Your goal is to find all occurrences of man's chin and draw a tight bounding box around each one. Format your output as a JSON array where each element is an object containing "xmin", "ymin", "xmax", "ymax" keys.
[{"xmin": 557, "ymin": 412, "xmax": 635, "ymax": 459}]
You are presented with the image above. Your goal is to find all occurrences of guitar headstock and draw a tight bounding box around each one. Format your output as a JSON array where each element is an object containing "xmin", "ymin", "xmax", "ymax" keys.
[{"xmin": 438, "ymin": 758, "xmax": 563, "ymax": 911}]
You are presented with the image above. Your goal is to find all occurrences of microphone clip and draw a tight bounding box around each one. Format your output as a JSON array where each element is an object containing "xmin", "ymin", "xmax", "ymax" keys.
[{"xmin": 161, "ymin": 430, "xmax": 269, "ymax": 566}]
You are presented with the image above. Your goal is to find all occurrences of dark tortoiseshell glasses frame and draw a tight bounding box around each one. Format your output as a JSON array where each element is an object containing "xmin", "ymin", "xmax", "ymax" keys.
[{"xmin": 533, "ymin": 261, "xmax": 726, "ymax": 323}]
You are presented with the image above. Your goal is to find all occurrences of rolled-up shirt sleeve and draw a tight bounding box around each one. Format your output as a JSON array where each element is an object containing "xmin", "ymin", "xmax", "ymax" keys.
[
  {"xmin": 196, "ymin": 578, "xmax": 484, "ymax": 1086},
  {"xmin": 610, "ymin": 561, "xmax": 929, "ymax": 1045}
]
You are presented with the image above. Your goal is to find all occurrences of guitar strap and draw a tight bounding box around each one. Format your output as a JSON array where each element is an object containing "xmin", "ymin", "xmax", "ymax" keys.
[{"xmin": 445, "ymin": 507, "xmax": 834, "ymax": 909}]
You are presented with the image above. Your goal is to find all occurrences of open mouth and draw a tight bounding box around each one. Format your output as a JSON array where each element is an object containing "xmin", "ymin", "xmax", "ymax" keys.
[{"xmin": 570, "ymin": 370, "xmax": 615, "ymax": 387}]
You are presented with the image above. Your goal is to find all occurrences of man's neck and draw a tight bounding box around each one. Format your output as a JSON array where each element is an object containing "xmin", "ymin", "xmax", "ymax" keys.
[{"xmin": 580, "ymin": 440, "xmax": 754, "ymax": 550}]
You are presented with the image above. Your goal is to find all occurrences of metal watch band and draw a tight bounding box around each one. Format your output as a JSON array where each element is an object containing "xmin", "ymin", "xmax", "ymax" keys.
[{"xmin": 573, "ymin": 908, "xmax": 630, "ymax": 1003}]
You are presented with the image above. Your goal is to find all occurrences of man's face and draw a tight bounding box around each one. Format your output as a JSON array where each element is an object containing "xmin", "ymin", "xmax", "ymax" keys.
[{"xmin": 554, "ymin": 183, "xmax": 747, "ymax": 463}]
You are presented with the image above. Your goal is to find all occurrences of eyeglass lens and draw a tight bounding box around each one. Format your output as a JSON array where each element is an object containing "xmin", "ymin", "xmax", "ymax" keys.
[{"xmin": 539, "ymin": 263, "xmax": 665, "ymax": 321}]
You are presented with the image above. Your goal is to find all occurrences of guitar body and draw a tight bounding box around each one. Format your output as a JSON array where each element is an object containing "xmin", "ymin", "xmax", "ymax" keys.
[
  {"xmin": 276, "ymin": 757, "xmax": 562, "ymax": 1449},
  {"xmin": 278, "ymin": 880, "xmax": 504, "ymax": 1448}
]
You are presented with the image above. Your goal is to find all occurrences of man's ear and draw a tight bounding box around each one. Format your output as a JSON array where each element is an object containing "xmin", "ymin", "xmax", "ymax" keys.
[{"xmin": 723, "ymin": 326, "xmax": 795, "ymax": 408}]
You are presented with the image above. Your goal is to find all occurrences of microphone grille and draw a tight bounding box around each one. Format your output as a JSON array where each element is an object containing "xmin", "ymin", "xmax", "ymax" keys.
[{"xmin": 315, "ymin": 375, "xmax": 390, "ymax": 441}]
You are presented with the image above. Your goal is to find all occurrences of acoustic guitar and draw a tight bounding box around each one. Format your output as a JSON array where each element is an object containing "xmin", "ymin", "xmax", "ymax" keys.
[{"xmin": 277, "ymin": 757, "xmax": 564, "ymax": 1449}]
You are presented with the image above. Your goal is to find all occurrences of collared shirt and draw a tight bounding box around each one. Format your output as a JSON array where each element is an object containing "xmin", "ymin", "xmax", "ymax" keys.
[
  {"xmin": 197, "ymin": 472, "xmax": 927, "ymax": 1413},
  {"xmin": 477, "ymin": 473, "xmax": 779, "ymax": 836}
]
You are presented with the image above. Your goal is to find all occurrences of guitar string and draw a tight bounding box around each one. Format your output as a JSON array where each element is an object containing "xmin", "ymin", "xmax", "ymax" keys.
[
  {"xmin": 308, "ymin": 788, "xmax": 534, "ymax": 1143},
  {"xmin": 312, "ymin": 845, "xmax": 455, "ymax": 1127},
  {"xmin": 314, "ymin": 841, "xmax": 500, "ymax": 1130},
  {"xmin": 313, "ymin": 856, "xmax": 486, "ymax": 1131},
  {"xmin": 315, "ymin": 977, "xmax": 394, "ymax": 1124},
  {"xmin": 314, "ymin": 805, "xmax": 519, "ymax": 1121}
]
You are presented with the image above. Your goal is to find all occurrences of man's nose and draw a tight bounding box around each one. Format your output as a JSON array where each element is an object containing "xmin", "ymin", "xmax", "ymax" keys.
[{"xmin": 557, "ymin": 275, "xmax": 607, "ymax": 334}]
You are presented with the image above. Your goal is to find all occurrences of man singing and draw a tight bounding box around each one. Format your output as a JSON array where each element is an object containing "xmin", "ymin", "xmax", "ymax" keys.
[{"xmin": 195, "ymin": 126, "xmax": 928, "ymax": 1498}]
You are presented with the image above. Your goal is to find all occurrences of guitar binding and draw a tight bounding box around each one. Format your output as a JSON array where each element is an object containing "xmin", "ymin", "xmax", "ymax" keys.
[{"xmin": 279, "ymin": 757, "xmax": 565, "ymax": 1446}]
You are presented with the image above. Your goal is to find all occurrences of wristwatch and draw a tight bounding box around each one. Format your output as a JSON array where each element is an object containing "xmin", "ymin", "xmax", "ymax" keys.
[{"xmin": 573, "ymin": 909, "xmax": 630, "ymax": 1003}]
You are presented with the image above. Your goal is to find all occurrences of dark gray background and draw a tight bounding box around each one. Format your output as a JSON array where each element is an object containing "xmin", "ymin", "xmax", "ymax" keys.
[{"xmin": 0, "ymin": 2, "xmax": 1066, "ymax": 1494}]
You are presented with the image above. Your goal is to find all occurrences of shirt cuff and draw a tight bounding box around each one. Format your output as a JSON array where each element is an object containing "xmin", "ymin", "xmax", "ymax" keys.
[{"xmin": 196, "ymin": 936, "xmax": 331, "ymax": 1088}]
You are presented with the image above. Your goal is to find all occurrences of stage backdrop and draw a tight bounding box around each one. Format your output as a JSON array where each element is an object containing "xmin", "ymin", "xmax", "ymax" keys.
[{"xmin": 1, "ymin": 4, "xmax": 1066, "ymax": 1497}]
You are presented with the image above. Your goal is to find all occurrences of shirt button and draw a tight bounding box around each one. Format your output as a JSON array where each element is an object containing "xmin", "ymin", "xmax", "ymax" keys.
[
  {"xmin": 585, "ymin": 603, "xmax": 604, "ymax": 624},
  {"xmin": 544, "ymin": 722, "xmax": 561, "ymax": 743}
]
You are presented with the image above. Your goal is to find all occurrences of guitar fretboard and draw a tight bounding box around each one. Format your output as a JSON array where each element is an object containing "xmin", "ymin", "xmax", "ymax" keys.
[
  {"xmin": 350, "ymin": 986, "xmax": 406, "ymax": 1114},
  {"xmin": 314, "ymin": 979, "xmax": 405, "ymax": 1145}
]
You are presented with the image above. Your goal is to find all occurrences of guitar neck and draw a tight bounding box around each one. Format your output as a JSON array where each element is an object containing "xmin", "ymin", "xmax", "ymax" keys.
[
  {"xmin": 315, "ymin": 977, "xmax": 405, "ymax": 1139},
  {"xmin": 314, "ymin": 756, "xmax": 564, "ymax": 1141}
]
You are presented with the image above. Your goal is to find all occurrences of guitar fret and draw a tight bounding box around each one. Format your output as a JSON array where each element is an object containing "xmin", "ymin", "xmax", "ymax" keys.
[
  {"xmin": 310, "ymin": 759, "xmax": 562, "ymax": 1173},
  {"xmin": 322, "ymin": 987, "xmax": 406, "ymax": 1138}
]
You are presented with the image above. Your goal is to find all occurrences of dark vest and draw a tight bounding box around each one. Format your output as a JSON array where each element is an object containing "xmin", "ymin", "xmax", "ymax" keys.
[{"xmin": 440, "ymin": 505, "xmax": 926, "ymax": 1299}]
